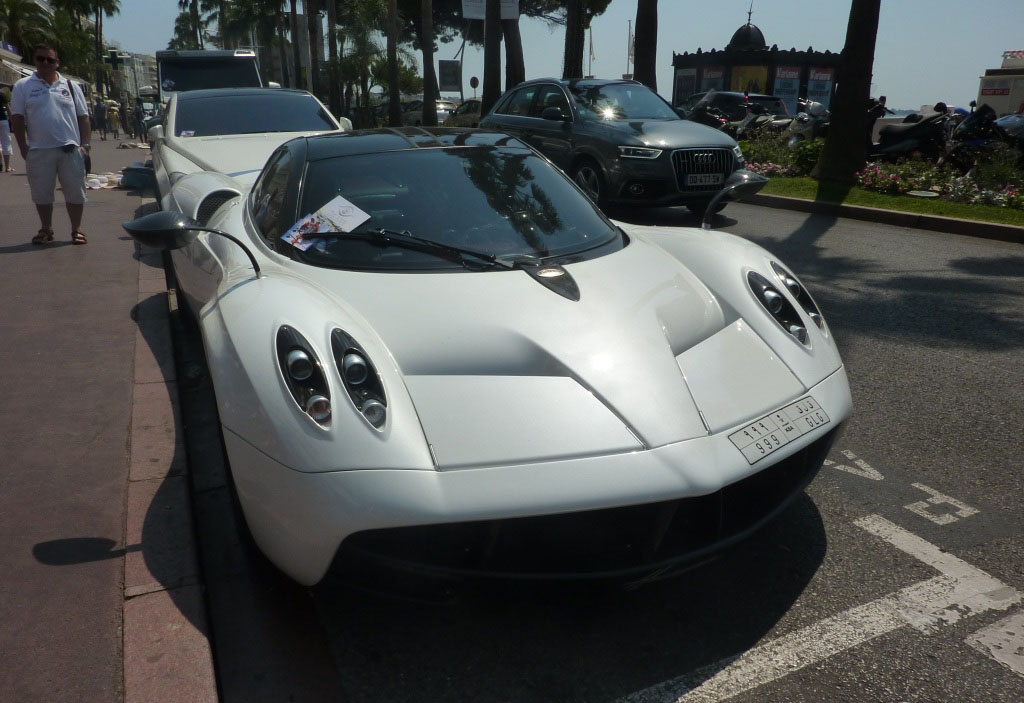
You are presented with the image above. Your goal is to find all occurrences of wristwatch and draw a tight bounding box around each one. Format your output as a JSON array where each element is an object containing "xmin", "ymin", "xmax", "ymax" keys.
[{"xmin": 82, "ymin": 144, "xmax": 91, "ymax": 150}]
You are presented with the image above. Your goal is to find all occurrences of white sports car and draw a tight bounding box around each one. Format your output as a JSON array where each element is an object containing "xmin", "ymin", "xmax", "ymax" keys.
[
  {"xmin": 148, "ymin": 87, "xmax": 347, "ymax": 212},
  {"xmin": 125, "ymin": 128, "xmax": 852, "ymax": 586}
]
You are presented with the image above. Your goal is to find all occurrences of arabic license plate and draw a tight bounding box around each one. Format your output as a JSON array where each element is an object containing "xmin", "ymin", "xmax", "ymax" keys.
[
  {"xmin": 686, "ymin": 173, "xmax": 724, "ymax": 186},
  {"xmin": 728, "ymin": 396, "xmax": 830, "ymax": 464}
]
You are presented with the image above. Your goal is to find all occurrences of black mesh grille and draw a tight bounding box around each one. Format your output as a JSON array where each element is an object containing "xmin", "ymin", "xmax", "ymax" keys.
[
  {"xmin": 196, "ymin": 191, "xmax": 237, "ymax": 225},
  {"xmin": 672, "ymin": 148, "xmax": 735, "ymax": 192}
]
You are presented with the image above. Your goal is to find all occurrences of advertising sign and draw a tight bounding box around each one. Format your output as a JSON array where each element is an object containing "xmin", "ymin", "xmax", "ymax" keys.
[
  {"xmin": 807, "ymin": 67, "xmax": 835, "ymax": 109},
  {"xmin": 462, "ymin": 0, "xmax": 519, "ymax": 20},
  {"xmin": 773, "ymin": 65, "xmax": 801, "ymax": 115},
  {"xmin": 731, "ymin": 66, "xmax": 768, "ymax": 94},
  {"xmin": 701, "ymin": 66, "xmax": 725, "ymax": 92},
  {"xmin": 674, "ymin": 67, "xmax": 696, "ymax": 104},
  {"xmin": 438, "ymin": 60, "xmax": 461, "ymax": 92}
]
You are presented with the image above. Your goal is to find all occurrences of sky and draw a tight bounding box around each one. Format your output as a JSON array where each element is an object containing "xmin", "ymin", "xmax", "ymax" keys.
[{"xmin": 104, "ymin": 0, "xmax": 1024, "ymax": 111}]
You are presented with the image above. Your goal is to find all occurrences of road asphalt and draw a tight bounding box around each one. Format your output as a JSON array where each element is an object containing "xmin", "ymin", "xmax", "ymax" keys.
[{"xmin": 0, "ymin": 137, "xmax": 1019, "ymax": 703}]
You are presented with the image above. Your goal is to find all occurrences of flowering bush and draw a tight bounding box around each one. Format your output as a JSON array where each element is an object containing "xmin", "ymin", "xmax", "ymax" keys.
[
  {"xmin": 746, "ymin": 162, "xmax": 800, "ymax": 177},
  {"xmin": 856, "ymin": 155, "xmax": 1023, "ymax": 209}
]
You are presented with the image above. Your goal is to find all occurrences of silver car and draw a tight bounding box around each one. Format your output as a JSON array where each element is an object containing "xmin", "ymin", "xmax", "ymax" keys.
[{"xmin": 481, "ymin": 78, "xmax": 747, "ymax": 214}]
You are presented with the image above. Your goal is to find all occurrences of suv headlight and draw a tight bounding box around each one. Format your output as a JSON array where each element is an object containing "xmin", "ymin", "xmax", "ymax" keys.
[{"xmin": 618, "ymin": 146, "xmax": 663, "ymax": 159}]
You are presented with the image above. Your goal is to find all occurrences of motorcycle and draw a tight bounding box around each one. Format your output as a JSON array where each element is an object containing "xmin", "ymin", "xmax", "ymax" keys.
[
  {"xmin": 731, "ymin": 102, "xmax": 793, "ymax": 139},
  {"xmin": 787, "ymin": 99, "xmax": 829, "ymax": 147},
  {"xmin": 940, "ymin": 102, "xmax": 1024, "ymax": 173},
  {"xmin": 682, "ymin": 92, "xmax": 730, "ymax": 132},
  {"xmin": 868, "ymin": 103, "xmax": 949, "ymax": 161}
]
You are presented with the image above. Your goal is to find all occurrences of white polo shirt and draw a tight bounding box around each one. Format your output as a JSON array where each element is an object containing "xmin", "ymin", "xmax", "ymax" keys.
[{"xmin": 10, "ymin": 72, "xmax": 88, "ymax": 150}]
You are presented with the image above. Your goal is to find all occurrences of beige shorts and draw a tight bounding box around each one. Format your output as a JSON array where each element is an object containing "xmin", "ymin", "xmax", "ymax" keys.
[{"xmin": 26, "ymin": 146, "xmax": 87, "ymax": 206}]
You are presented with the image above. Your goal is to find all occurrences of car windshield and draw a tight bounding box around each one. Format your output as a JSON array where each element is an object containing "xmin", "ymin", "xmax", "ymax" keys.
[
  {"xmin": 289, "ymin": 145, "xmax": 621, "ymax": 271},
  {"xmin": 568, "ymin": 83, "xmax": 679, "ymax": 120},
  {"xmin": 749, "ymin": 96, "xmax": 790, "ymax": 116},
  {"xmin": 159, "ymin": 59, "xmax": 261, "ymax": 92},
  {"xmin": 174, "ymin": 93, "xmax": 337, "ymax": 136}
]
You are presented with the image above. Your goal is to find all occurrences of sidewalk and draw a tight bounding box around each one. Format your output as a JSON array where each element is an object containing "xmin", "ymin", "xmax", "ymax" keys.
[{"xmin": 0, "ymin": 138, "xmax": 215, "ymax": 702}]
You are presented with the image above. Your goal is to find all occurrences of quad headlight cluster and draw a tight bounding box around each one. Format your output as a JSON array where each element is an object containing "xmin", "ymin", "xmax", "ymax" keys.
[
  {"xmin": 277, "ymin": 326, "xmax": 333, "ymax": 426},
  {"xmin": 276, "ymin": 326, "xmax": 388, "ymax": 430},
  {"xmin": 331, "ymin": 328, "xmax": 388, "ymax": 430},
  {"xmin": 748, "ymin": 263, "xmax": 826, "ymax": 346}
]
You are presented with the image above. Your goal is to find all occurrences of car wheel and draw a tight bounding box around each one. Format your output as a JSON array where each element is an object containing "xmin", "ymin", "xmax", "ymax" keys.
[
  {"xmin": 572, "ymin": 159, "xmax": 606, "ymax": 207},
  {"xmin": 689, "ymin": 199, "xmax": 727, "ymax": 216}
]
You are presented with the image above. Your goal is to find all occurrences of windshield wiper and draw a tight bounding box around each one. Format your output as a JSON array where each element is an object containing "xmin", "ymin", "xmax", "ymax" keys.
[{"xmin": 303, "ymin": 228, "xmax": 537, "ymax": 270}]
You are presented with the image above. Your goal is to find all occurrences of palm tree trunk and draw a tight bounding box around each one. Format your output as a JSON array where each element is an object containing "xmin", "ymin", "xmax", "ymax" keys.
[
  {"xmin": 306, "ymin": 0, "xmax": 321, "ymax": 96},
  {"xmin": 481, "ymin": 0, "xmax": 502, "ymax": 114},
  {"xmin": 326, "ymin": 0, "xmax": 340, "ymax": 115},
  {"xmin": 386, "ymin": 0, "xmax": 401, "ymax": 126},
  {"xmin": 811, "ymin": 0, "xmax": 882, "ymax": 182},
  {"xmin": 290, "ymin": 0, "xmax": 302, "ymax": 89},
  {"xmin": 562, "ymin": 0, "xmax": 584, "ymax": 80},
  {"xmin": 501, "ymin": 18, "xmax": 525, "ymax": 91},
  {"xmin": 276, "ymin": 6, "xmax": 291, "ymax": 87},
  {"xmin": 633, "ymin": 0, "xmax": 657, "ymax": 91},
  {"xmin": 95, "ymin": 6, "xmax": 103, "ymax": 96},
  {"xmin": 421, "ymin": 0, "xmax": 437, "ymax": 126}
]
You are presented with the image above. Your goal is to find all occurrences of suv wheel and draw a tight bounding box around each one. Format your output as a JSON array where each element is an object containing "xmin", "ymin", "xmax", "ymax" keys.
[{"xmin": 572, "ymin": 159, "xmax": 606, "ymax": 207}]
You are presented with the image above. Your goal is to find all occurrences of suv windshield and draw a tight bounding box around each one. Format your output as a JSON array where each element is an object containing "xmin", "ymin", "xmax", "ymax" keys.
[
  {"xmin": 288, "ymin": 146, "xmax": 621, "ymax": 271},
  {"xmin": 568, "ymin": 83, "xmax": 679, "ymax": 120},
  {"xmin": 175, "ymin": 93, "xmax": 337, "ymax": 136}
]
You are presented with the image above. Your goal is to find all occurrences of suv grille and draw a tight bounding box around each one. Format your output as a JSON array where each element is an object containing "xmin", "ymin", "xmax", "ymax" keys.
[{"xmin": 672, "ymin": 148, "xmax": 735, "ymax": 193}]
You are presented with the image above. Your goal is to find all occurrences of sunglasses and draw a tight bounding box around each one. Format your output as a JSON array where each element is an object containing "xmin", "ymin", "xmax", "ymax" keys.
[{"xmin": 34, "ymin": 56, "xmax": 57, "ymax": 64}]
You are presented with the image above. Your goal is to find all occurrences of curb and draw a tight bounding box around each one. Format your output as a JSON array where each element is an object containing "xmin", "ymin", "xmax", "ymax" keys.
[
  {"xmin": 123, "ymin": 243, "xmax": 218, "ymax": 702},
  {"xmin": 747, "ymin": 193, "xmax": 1024, "ymax": 245}
]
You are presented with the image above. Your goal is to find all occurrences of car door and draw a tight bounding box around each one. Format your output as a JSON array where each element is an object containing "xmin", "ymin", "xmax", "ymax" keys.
[
  {"xmin": 480, "ymin": 84, "xmax": 539, "ymax": 139},
  {"xmin": 525, "ymin": 83, "xmax": 575, "ymax": 170}
]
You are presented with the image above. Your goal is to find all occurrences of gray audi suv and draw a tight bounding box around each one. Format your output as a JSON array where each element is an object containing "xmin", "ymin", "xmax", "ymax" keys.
[{"xmin": 480, "ymin": 78, "xmax": 747, "ymax": 214}]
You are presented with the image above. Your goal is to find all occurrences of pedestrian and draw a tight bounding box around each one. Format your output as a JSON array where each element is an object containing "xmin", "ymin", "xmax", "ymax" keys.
[
  {"xmin": 9, "ymin": 43, "xmax": 91, "ymax": 245},
  {"xmin": 133, "ymin": 99, "xmax": 145, "ymax": 143},
  {"xmin": 92, "ymin": 97, "xmax": 107, "ymax": 140},
  {"xmin": 0, "ymin": 89, "xmax": 14, "ymax": 172},
  {"xmin": 107, "ymin": 102, "xmax": 120, "ymax": 139}
]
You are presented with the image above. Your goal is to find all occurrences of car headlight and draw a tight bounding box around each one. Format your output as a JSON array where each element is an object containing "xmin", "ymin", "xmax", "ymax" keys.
[
  {"xmin": 331, "ymin": 329, "xmax": 388, "ymax": 430},
  {"xmin": 732, "ymin": 144, "xmax": 745, "ymax": 163},
  {"xmin": 618, "ymin": 146, "xmax": 663, "ymax": 159},
  {"xmin": 276, "ymin": 326, "xmax": 332, "ymax": 426},
  {"xmin": 747, "ymin": 271, "xmax": 810, "ymax": 346},
  {"xmin": 771, "ymin": 262, "xmax": 826, "ymax": 332}
]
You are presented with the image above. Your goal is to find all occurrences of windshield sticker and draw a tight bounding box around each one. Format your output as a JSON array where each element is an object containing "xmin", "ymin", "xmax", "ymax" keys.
[
  {"xmin": 179, "ymin": 130, "xmax": 195, "ymax": 137},
  {"xmin": 281, "ymin": 195, "xmax": 371, "ymax": 251}
]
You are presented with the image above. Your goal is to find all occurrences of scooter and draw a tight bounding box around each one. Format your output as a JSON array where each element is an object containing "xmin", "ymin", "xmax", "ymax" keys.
[
  {"xmin": 732, "ymin": 102, "xmax": 793, "ymax": 139},
  {"xmin": 787, "ymin": 100, "xmax": 829, "ymax": 147},
  {"xmin": 868, "ymin": 104, "xmax": 948, "ymax": 161},
  {"xmin": 683, "ymin": 93, "xmax": 730, "ymax": 132},
  {"xmin": 940, "ymin": 101, "xmax": 1024, "ymax": 173}
]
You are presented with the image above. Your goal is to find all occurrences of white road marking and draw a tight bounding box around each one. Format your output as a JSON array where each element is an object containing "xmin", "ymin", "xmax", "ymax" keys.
[
  {"xmin": 619, "ymin": 516, "xmax": 1021, "ymax": 703},
  {"xmin": 904, "ymin": 482, "xmax": 980, "ymax": 526},
  {"xmin": 966, "ymin": 610, "xmax": 1024, "ymax": 677},
  {"xmin": 825, "ymin": 449, "xmax": 884, "ymax": 481}
]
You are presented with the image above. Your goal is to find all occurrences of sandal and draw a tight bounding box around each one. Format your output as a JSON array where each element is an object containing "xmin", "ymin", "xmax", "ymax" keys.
[
  {"xmin": 32, "ymin": 229, "xmax": 54, "ymax": 245},
  {"xmin": 71, "ymin": 230, "xmax": 87, "ymax": 245}
]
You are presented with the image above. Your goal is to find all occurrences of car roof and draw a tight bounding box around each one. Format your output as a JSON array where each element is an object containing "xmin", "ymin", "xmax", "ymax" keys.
[
  {"xmin": 518, "ymin": 77, "xmax": 644, "ymax": 90},
  {"xmin": 175, "ymin": 87, "xmax": 313, "ymax": 101},
  {"xmin": 303, "ymin": 128, "xmax": 530, "ymax": 159}
]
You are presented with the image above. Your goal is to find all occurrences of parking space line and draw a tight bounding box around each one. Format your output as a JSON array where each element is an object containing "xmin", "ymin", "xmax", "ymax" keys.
[
  {"xmin": 966, "ymin": 610, "xmax": 1024, "ymax": 678},
  {"xmin": 620, "ymin": 516, "xmax": 1021, "ymax": 703}
]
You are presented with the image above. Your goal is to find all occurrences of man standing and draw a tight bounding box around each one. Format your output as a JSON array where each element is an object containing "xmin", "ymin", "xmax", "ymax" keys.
[
  {"xmin": 92, "ymin": 97, "xmax": 107, "ymax": 140},
  {"xmin": 11, "ymin": 43, "xmax": 91, "ymax": 245}
]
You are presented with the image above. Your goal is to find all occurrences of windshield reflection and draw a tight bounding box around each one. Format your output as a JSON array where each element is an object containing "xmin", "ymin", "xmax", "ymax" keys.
[{"xmin": 293, "ymin": 146, "xmax": 619, "ymax": 271}]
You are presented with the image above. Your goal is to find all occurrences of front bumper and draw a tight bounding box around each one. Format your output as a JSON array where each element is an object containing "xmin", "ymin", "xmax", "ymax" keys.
[
  {"xmin": 226, "ymin": 366, "xmax": 851, "ymax": 585},
  {"xmin": 607, "ymin": 148, "xmax": 741, "ymax": 207}
]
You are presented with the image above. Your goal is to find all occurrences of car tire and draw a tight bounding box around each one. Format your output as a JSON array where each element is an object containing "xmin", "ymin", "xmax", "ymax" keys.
[
  {"xmin": 688, "ymin": 199, "xmax": 727, "ymax": 216},
  {"xmin": 572, "ymin": 158, "xmax": 607, "ymax": 207}
]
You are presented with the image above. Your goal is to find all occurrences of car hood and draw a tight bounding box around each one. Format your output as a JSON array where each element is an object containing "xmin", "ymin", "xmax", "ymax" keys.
[
  {"xmin": 286, "ymin": 236, "xmax": 810, "ymax": 467},
  {"xmin": 601, "ymin": 118, "xmax": 737, "ymax": 148}
]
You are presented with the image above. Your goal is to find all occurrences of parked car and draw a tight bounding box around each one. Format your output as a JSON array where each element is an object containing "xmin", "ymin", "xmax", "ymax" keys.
[
  {"xmin": 680, "ymin": 91, "xmax": 792, "ymax": 122},
  {"xmin": 480, "ymin": 78, "xmax": 748, "ymax": 214},
  {"xmin": 443, "ymin": 98, "xmax": 482, "ymax": 127},
  {"xmin": 122, "ymin": 127, "xmax": 852, "ymax": 586},
  {"xmin": 401, "ymin": 98, "xmax": 459, "ymax": 125},
  {"xmin": 148, "ymin": 87, "xmax": 346, "ymax": 211}
]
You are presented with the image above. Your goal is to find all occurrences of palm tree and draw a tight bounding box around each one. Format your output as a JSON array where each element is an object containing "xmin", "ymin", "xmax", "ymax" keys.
[
  {"xmin": 177, "ymin": 0, "xmax": 204, "ymax": 48},
  {"xmin": 633, "ymin": 0, "xmax": 657, "ymax": 90},
  {"xmin": 480, "ymin": 0, "xmax": 500, "ymax": 114},
  {"xmin": 561, "ymin": 0, "xmax": 583, "ymax": 80},
  {"xmin": 812, "ymin": 0, "xmax": 882, "ymax": 182},
  {"xmin": 0, "ymin": 0, "xmax": 52, "ymax": 60},
  {"xmin": 419, "ymin": 0, "xmax": 436, "ymax": 126},
  {"xmin": 289, "ymin": 0, "xmax": 300, "ymax": 88},
  {"xmin": 325, "ymin": 0, "xmax": 339, "ymax": 115},
  {"xmin": 385, "ymin": 0, "xmax": 400, "ymax": 126}
]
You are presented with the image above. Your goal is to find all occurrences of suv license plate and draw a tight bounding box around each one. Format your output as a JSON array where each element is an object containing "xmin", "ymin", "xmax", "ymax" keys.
[{"xmin": 687, "ymin": 173, "xmax": 724, "ymax": 186}]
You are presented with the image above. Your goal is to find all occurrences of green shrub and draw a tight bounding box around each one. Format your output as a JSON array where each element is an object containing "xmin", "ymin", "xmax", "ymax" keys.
[
  {"xmin": 971, "ymin": 143, "xmax": 1024, "ymax": 191},
  {"xmin": 792, "ymin": 138, "xmax": 824, "ymax": 175}
]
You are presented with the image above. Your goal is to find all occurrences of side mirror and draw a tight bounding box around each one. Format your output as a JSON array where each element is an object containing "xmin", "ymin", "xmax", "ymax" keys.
[
  {"xmin": 267, "ymin": 81, "xmax": 281, "ymax": 88},
  {"xmin": 122, "ymin": 210, "xmax": 261, "ymax": 277},
  {"xmin": 148, "ymin": 124, "xmax": 164, "ymax": 142},
  {"xmin": 701, "ymin": 170, "xmax": 769, "ymax": 230},
  {"xmin": 541, "ymin": 106, "xmax": 568, "ymax": 121}
]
